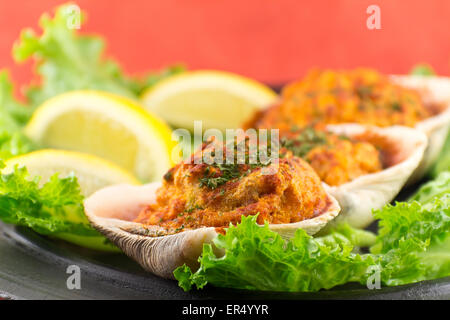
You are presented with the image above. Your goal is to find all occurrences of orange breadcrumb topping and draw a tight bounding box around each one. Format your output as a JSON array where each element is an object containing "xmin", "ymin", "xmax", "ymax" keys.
[
  {"xmin": 134, "ymin": 139, "xmax": 330, "ymax": 234},
  {"xmin": 246, "ymin": 68, "xmax": 431, "ymax": 130}
]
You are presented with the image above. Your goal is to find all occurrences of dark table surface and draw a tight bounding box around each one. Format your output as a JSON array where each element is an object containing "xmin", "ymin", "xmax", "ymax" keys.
[{"xmin": 0, "ymin": 220, "xmax": 449, "ymax": 300}]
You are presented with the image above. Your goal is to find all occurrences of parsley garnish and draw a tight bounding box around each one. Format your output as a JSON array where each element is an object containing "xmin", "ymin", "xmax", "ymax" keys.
[
  {"xmin": 391, "ymin": 102, "xmax": 402, "ymax": 111},
  {"xmin": 175, "ymin": 225, "xmax": 185, "ymax": 232},
  {"xmin": 163, "ymin": 170, "xmax": 173, "ymax": 181},
  {"xmin": 281, "ymin": 127, "xmax": 328, "ymax": 158},
  {"xmin": 199, "ymin": 139, "xmax": 271, "ymax": 190},
  {"xmin": 185, "ymin": 204, "xmax": 204, "ymax": 213},
  {"xmin": 199, "ymin": 163, "xmax": 241, "ymax": 189}
]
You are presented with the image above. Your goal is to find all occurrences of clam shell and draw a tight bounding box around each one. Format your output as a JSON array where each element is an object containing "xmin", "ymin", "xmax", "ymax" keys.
[
  {"xmin": 390, "ymin": 75, "xmax": 450, "ymax": 183},
  {"xmin": 84, "ymin": 182, "xmax": 340, "ymax": 279},
  {"xmin": 324, "ymin": 124, "xmax": 427, "ymax": 229}
]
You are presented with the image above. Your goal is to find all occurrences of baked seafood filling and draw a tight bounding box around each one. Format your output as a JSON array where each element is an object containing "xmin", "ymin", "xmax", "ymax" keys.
[
  {"xmin": 246, "ymin": 68, "xmax": 444, "ymax": 129},
  {"xmin": 240, "ymin": 122, "xmax": 427, "ymax": 228},
  {"xmin": 244, "ymin": 69, "xmax": 450, "ymax": 182},
  {"xmin": 135, "ymin": 138, "xmax": 331, "ymax": 234},
  {"xmin": 278, "ymin": 125, "xmax": 383, "ymax": 186}
]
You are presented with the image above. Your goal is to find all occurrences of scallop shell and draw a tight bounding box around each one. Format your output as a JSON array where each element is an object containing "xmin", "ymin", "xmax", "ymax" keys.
[
  {"xmin": 84, "ymin": 182, "xmax": 340, "ymax": 279},
  {"xmin": 323, "ymin": 124, "xmax": 427, "ymax": 229},
  {"xmin": 390, "ymin": 75, "xmax": 450, "ymax": 183}
]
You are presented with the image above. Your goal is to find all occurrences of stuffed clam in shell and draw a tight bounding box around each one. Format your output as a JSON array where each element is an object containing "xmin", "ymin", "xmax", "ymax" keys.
[{"xmin": 85, "ymin": 140, "xmax": 340, "ymax": 278}]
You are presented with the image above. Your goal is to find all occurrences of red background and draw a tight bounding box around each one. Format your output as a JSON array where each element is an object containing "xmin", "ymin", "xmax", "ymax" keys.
[{"xmin": 1, "ymin": 0, "xmax": 450, "ymax": 87}]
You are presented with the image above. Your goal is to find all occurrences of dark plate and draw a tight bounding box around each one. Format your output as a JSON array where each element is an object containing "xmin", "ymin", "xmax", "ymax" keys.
[{"xmin": 0, "ymin": 219, "xmax": 449, "ymax": 300}]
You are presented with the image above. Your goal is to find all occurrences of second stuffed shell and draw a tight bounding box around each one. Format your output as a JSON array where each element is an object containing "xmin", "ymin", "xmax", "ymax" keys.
[
  {"xmin": 390, "ymin": 75, "xmax": 450, "ymax": 182},
  {"xmin": 244, "ymin": 69, "xmax": 449, "ymax": 183},
  {"xmin": 322, "ymin": 124, "xmax": 427, "ymax": 228},
  {"xmin": 276, "ymin": 123, "xmax": 427, "ymax": 228}
]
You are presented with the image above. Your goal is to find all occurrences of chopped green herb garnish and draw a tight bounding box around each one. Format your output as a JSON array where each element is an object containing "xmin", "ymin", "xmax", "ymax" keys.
[
  {"xmin": 356, "ymin": 85, "xmax": 373, "ymax": 98},
  {"xmin": 163, "ymin": 171, "xmax": 173, "ymax": 181},
  {"xmin": 185, "ymin": 204, "xmax": 204, "ymax": 213},
  {"xmin": 391, "ymin": 102, "xmax": 402, "ymax": 111},
  {"xmin": 199, "ymin": 163, "xmax": 242, "ymax": 189},
  {"xmin": 199, "ymin": 139, "xmax": 272, "ymax": 190},
  {"xmin": 281, "ymin": 127, "xmax": 328, "ymax": 158},
  {"xmin": 175, "ymin": 225, "xmax": 185, "ymax": 232},
  {"xmin": 338, "ymin": 135, "xmax": 351, "ymax": 141}
]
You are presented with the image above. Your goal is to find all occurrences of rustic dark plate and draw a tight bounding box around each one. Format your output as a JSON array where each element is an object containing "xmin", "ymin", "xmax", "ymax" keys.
[{"xmin": 0, "ymin": 218, "xmax": 449, "ymax": 299}]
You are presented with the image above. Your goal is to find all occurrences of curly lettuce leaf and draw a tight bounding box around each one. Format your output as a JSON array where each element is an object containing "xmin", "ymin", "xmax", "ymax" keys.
[
  {"xmin": 12, "ymin": 3, "xmax": 184, "ymax": 107},
  {"xmin": 410, "ymin": 63, "xmax": 436, "ymax": 76},
  {"xmin": 0, "ymin": 131, "xmax": 34, "ymax": 160},
  {"xmin": 0, "ymin": 70, "xmax": 35, "ymax": 159},
  {"xmin": 132, "ymin": 64, "xmax": 186, "ymax": 96},
  {"xmin": 0, "ymin": 70, "xmax": 33, "ymax": 126},
  {"xmin": 174, "ymin": 215, "xmax": 376, "ymax": 292},
  {"xmin": 371, "ymin": 196, "xmax": 450, "ymax": 285},
  {"xmin": 0, "ymin": 163, "xmax": 118, "ymax": 251},
  {"xmin": 176, "ymin": 191, "xmax": 450, "ymax": 292},
  {"xmin": 431, "ymin": 134, "xmax": 450, "ymax": 178},
  {"xmin": 410, "ymin": 171, "xmax": 450, "ymax": 204}
]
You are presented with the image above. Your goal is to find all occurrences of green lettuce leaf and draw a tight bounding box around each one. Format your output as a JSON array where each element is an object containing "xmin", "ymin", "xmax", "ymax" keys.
[
  {"xmin": 0, "ymin": 131, "xmax": 34, "ymax": 160},
  {"xmin": 0, "ymin": 70, "xmax": 33, "ymax": 126},
  {"xmin": 133, "ymin": 64, "xmax": 185, "ymax": 96},
  {"xmin": 0, "ymin": 163, "xmax": 118, "ymax": 252},
  {"xmin": 12, "ymin": 3, "xmax": 184, "ymax": 108},
  {"xmin": 0, "ymin": 70, "xmax": 35, "ymax": 159},
  {"xmin": 410, "ymin": 63, "xmax": 436, "ymax": 76},
  {"xmin": 175, "ymin": 192, "xmax": 450, "ymax": 292},
  {"xmin": 371, "ymin": 196, "xmax": 450, "ymax": 285},
  {"xmin": 174, "ymin": 215, "xmax": 376, "ymax": 292},
  {"xmin": 410, "ymin": 171, "xmax": 450, "ymax": 204},
  {"xmin": 431, "ymin": 134, "xmax": 450, "ymax": 178}
]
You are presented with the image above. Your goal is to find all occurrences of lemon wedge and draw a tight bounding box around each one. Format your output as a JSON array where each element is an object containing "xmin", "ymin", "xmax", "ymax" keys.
[
  {"xmin": 25, "ymin": 91, "xmax": 177, "ymax": 182},
  {"xmin": 141, "ymin": 70, "xmax": 278, "ymax": 131},
  {"xmin": 4, "ymin": 149, "xmax": 139, "ymax": 196}
]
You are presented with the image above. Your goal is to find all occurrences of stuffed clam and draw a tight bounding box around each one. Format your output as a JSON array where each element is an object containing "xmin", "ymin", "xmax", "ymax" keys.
[
  {"xmin": 84, "ymin": 139, "xmax": 340, "ymax": 278},
  {"xmin": 389, "ymin": 75, "xmax": 450, "ymax": 181},
  {"xmin": 245, "ymin": 68, "xmax": 450, "ymax": 182},
  {"xmin": 249, "ymin": 123, "xmax": 427, "ymax": 228},
  {"xmin": 319, "ymin": 124, "xmax": 426, "ymax": 228}
]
